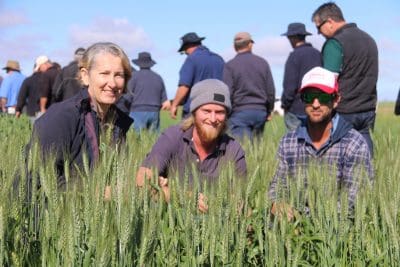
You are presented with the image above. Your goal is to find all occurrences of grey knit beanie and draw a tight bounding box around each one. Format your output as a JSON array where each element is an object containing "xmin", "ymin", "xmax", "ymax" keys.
[{"xmin": 189, "ymin": 79, "xmax": 231, "ymax": 113}]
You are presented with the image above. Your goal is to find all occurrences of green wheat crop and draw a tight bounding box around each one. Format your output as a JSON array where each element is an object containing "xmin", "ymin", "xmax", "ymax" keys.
[{"xmin": 0, "ymin": 104, "xmax": 399, "ymax": 266}]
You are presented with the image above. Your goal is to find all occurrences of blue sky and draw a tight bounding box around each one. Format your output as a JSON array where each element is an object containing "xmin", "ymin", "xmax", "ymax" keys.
[{"xmin": 1, "ymin": 0, "xmax": 399, "ymax": 101}]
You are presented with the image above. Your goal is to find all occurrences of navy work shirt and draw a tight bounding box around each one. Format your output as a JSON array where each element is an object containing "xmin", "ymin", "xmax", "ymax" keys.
[
  {"xmin": 178, "ymin": 46, "xmax": 224, "ymax": 114},
  {"xmin": 128, "ymin": 68, "xmax": 168, "ymax": 112},
  {"xmin": 142, "ymin": 124, "xmax": 247, "ymax": 183},
  {"xmin": 223, "ymin": 51, "xmax": 275, "ymax": 114},
  {"xmin": 281, "ymin": 43, "xmax": 322, "ymax": 115}
]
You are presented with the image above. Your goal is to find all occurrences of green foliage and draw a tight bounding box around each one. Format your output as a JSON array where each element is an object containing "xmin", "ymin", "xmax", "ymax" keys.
[{"xmin": 0, "ymin": 106, "xmax": 399, "ymax": 265}]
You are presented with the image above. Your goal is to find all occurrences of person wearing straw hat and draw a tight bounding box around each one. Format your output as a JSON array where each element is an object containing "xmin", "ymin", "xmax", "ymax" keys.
[
  {"xmin": 127, "ymin": 51, "xmax": 170, "ymax": 133},
  {"xmin": 137, "ymin": 79, "xmax": 247, "ymax": 212},
  {"xmin": 170, "ymin": 32, "xmax": 224, "ymax": 119},
  {"xmin": 281, "ymin": 22, "xmax": 322, "ymax": 131},
  {"xmin": 0, "ymin": 60, "xmax": 26, "ymax": 114},
  {"xmin": 268, "ymin": 67, "xmax": 373, "ymax": 220}
]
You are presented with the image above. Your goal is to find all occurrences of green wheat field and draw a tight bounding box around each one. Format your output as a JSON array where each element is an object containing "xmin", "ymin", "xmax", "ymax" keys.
[{"xmin": 0, "ymin": 102, "xmax": 399, "ymax": 266}]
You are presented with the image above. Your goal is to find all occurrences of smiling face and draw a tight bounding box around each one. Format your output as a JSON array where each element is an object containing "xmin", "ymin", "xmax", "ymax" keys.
[
  {"xmin": 193, "ymin": 103, "xmax": 227, "ymax": 143},
  {"xmin": 81, "ymin": 52, "xmax": 125, "ymax": 108},
  {"xmin": 302, "ymin": 88, "xmax": 339, "ymax": 125}
]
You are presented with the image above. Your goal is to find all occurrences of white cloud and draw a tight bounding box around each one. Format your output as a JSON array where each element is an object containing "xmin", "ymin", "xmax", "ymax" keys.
[
  {"xmin": 0, "ymin": 10, "xmax": 29, "ymax": 28},
  {"xmin": 69, "ymin": 17, "xmax": 153, "ymax": 55}
]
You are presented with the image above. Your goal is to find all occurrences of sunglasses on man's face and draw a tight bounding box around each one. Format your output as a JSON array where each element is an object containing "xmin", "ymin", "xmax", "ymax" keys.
[
  {"xmin": 301, "ymin": 92, "xmax": 336, "ymax": 104},
  {"xmin": 316, "ymin": 20, "xmax": 328, "ymax": 34}
]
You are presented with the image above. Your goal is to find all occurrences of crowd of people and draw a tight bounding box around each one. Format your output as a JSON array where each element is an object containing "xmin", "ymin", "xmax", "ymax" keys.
[{"xmin": 1, "ymin": 2, "xmax": 378, "ymax": 216}]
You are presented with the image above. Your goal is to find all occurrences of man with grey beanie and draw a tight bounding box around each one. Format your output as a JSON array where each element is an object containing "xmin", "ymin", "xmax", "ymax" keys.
[{"xmin": 136, "ymin": 79, "xmax": 247, "ymax": 212}]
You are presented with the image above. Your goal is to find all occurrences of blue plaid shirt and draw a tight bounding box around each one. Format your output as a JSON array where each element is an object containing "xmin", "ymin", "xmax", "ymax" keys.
[{"xmin": 268, "ymin": 114, "xmax": 373, "ymax": 210}]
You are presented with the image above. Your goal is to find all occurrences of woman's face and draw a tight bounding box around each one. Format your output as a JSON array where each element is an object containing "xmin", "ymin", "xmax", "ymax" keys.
[{"xmin": 81, "ymin": 52, "xmax": 125, "ymax": 106}]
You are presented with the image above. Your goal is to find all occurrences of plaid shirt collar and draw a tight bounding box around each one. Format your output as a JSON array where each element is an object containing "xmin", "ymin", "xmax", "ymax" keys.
[{"xmin": 296, "ymin": 114, "xmax": 340, "ymax": 151}]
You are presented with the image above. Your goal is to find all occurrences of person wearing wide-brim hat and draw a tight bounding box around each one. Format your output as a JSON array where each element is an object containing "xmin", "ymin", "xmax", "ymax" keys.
[
  {"xmin": 131, "ymin": 52, "xmax": 157, "ymax": 69},
  {"xmin": 280, "ymin": 22, "xmax": 322, "ymax": 132},
  {"xmin": 177, "ymin": 32, "xmax": 206, "ymax": 53},
  {"xmin": 2, "ymin": 60, "xmax": 21, "ymax": 72},
  {"xmin": 281, "ymin": 22, "xmax": 312, "ymax": 37},
  {"xmin": 170, "ymin": 32, "xmax": 224, "ymax": 120},
  {"xmin": 127, "ymin": 51, "xmax": 170, "ymax": 133},
  {"xmin": 0, "ymin": 60, "xmax": 25, "ymax": 113}
]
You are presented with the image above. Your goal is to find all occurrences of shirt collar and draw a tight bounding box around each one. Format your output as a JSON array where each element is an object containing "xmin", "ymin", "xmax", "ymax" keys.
[{"xmin": 297, "ymin": 113, "xmax": 339, "ymax": 147}]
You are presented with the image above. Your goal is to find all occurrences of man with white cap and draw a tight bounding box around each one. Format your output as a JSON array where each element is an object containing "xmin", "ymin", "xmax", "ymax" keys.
[
  {"xmin": 223, "ymin": 32, "xmax": 275, "ymax": 142},
  {"xmin": 35, "ymin": 55, "xmax": 59, "ymax": 113},
  {"xmin": 0, "ymin": 60, "xmax": 25, "ymax": 113},
  {"xmin": 268, "ymin": 67, "xmax": 373, "ymax": 219},
  {"xmin": 137, "ymin": 79, "xmax": 247, "ymax": 212}
]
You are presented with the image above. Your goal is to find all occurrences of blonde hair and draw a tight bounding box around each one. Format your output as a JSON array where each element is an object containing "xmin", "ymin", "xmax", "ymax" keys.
[
  {"xmin": 180, "ymin": 115, "xmax": 195, "ymax": 131},
  {"xmin": 180, "ymin": 113, "xmax": 227, "ymax": 135},
  {"xmin": 79, "ymin": 42, "xmax": 132, "ymax": 93}
]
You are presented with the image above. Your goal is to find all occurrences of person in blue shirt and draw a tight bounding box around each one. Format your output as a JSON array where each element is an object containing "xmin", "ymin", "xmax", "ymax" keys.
[
  {"xmin": 0, "ymin": 60, "xmax": 25, "ymax": 114},
  {"xmin": 170, "ymin": 32, "xmax": 224, "ymax": 119}
]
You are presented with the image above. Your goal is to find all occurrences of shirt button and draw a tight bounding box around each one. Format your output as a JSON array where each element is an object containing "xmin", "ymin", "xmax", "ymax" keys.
[{"xmin": 196, "ymin": 158, "xmax": 200, "ymax": 162}]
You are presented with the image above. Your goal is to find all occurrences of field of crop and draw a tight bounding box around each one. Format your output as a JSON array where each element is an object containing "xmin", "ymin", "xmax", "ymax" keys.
[{"xmin": 0, "ymin": 103, "xmax": 399, "ymax": 266}]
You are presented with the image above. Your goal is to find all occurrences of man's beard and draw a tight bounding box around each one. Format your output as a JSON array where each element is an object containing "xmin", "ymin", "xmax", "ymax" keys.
[{"xmin": 194, "ymin": 121, "xmax": 226, "ymax": 143}]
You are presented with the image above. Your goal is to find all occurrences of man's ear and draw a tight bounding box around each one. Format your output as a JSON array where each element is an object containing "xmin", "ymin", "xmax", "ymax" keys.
[
  {"xmin": 333, "ymin": 93, "xmax": 341, "ymax": 109},
  {"xmin": 80, "ymin": 68, "xmax": 89, "ymax": 86}
]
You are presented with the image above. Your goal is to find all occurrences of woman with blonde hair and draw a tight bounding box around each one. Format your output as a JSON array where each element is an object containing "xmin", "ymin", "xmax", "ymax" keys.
[{"xmin": 31, "ymin": 42, "xmax": 133, "ymax": 189}]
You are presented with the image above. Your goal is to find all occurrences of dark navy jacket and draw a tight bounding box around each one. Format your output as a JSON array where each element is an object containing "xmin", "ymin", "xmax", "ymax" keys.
[
  {"xmin": 52, "ymin": 61, "xmax": 82, "ymax": 102},
  {"xmin": 32, "ymin": 88, "xmax": 133, "ymax": 188},
  {"xmin": 281, "ymin": 43, "xmax": 322, "ymax": 115},
  {"xmin": 223, "ymin": 51, "xmax": 276, "ymax": 114},
  {"xmin": 16, "ymin": 72, "xmax": 41, "ymax": 116}
]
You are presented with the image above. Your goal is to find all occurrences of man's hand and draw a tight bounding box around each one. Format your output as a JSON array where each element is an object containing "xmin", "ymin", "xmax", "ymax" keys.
[
  {"xmin": 15, "ymin": 111, "xmax": 21, "ymax": 118},
  {"xmin": 266, "ymin": 114, "xmax": 272, "ymax": 121},
  {"xmin": 158, "ymin": 177, "xmax": 170, "ymax": 202},
  {"xmin": 136, "ymin": 167, "xmax": 153, "ymax": 187},
  {"xmin": 271, "ymin": 202, "xmax": 295, "ymax": 222},
  {"xmin": 161, "ymin": 100, "xmax": 171, "ymax": 111},
  {"xmin": 104, "ymin": 185, "xmax": 112, "ymax": 201},
  {"xmin": 198, "ymin": 193, "xmax": 208, "ymax": 213},
  {"xmin": 170, "ymin": 85, "xmax": 189, "ymax": 119},
  {"xmin": 169, "ymin": 104, "xmax": 178, "ymax": 119}
]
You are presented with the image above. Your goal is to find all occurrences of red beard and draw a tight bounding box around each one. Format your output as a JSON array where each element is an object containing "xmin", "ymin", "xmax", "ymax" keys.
[{"xmin": 194, "ymin": 121, "xmax": 225, "ymax": 143}]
